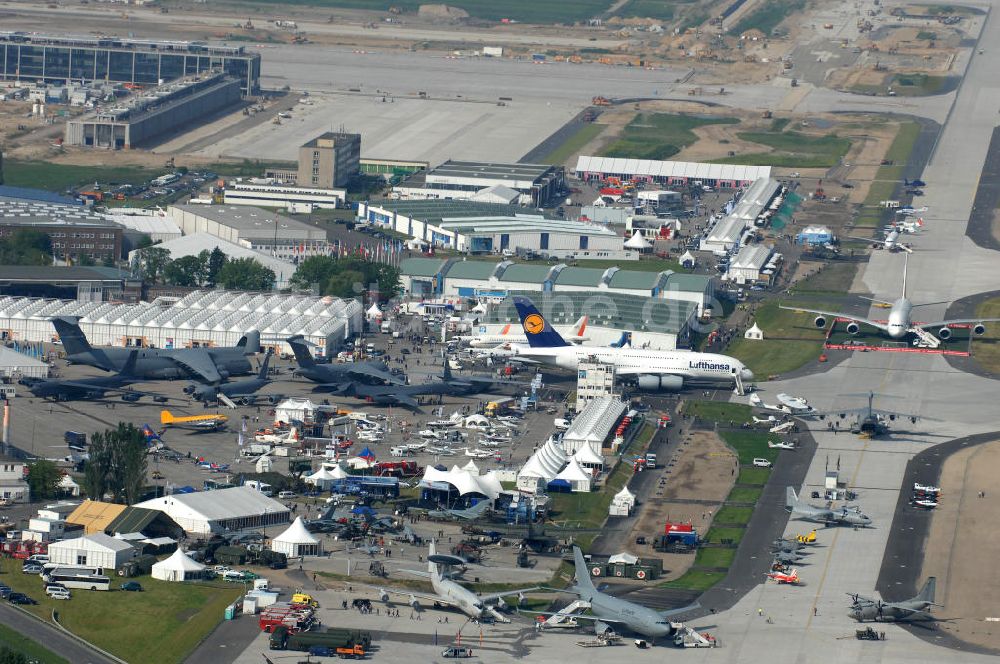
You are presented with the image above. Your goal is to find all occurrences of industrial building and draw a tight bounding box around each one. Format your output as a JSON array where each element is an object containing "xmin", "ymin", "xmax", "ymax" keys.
[
  {"xmin": 299, "ymin": 132, "xmax": 362, "ymax": 189},
  {"xmin": 0, "ymin": 266, "xmax": 141, "ymax": 302},
  {"xmin": 0, "ymin": 290, "xmax": 363, "ymax": 353},
  {"xmin": 0, "ymin": 32, "xmax": 261, "ymax": 95},
  {"xmin": 0, "ymin": 196, "xmax": 123, "ymax": 262},
  {"xmin": 47, "ymin": 533, "xmax": 136, "ymax": 569},
  {"xmin": 223, "ymin": 182, "xmax": 346, "ymax": 211},
  {"xmin": 65, "ymin": 72, "xmax": 242, "ymax": 149},
  {"xmin": 167, "ymin": 205, "xmax": 326, "ymax": 244},
  {"xmin": 575, "ymin": 156, "xmax": 771, "ymax": 189},
  {"xmin": 136, "ymin": 486, "xmax": 291, "ymax": 536},
  {"xmin": 130, "ymin": 233, "xmax": 297, "ymax": 288},
  {"xmin": 400, "ymin": 257, "xmax": 713, "ymax": 316},
  {"xmin": 700, "ymin": 178, "xmax": 783, "ymax": 254},
  {"xmin": 394, "ymin": 160, "xmax": 565, "ymax": 207},
  {"xmin": 104, "ymin": 210, "xmax": 183, "ymax": 244},
  {"xmin": 359, "ymin": 200, "xmax": 623, "ymax": 259}
]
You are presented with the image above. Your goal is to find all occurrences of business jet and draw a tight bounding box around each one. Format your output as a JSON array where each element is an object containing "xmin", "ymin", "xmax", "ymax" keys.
[
  {"xmin": 459, "ymin": 315, "xmax": 588, "ymax": 348},
  {"xmin": 894, "ymin": 206, "xmax": 927, "ymax": 217},
  {"xmin": 846, "ymin": 226, "xmax": 911, "ymax": 253},
  {"xmin": 781, "ymin": 255, "xmax": 1000, "ymax": 341},
  {"xmin": 508, "ymin": 297, "xmax": 754, "ymax": 394}
]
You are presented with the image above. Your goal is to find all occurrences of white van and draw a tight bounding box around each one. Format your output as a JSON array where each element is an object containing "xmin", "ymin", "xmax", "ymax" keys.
[{"xmin": 46, "ymin": 585, "xmax": 70, "ymax": 600}]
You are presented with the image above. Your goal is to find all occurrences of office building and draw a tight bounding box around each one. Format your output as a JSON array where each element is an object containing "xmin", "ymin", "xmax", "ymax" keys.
[
  {"xmin": 0, "ymin": 196, "xmax": 122, "ymax": 262},
  {"xmin": 298, "ymin": 132, "xmax": 361, "ymax": 188},
  {"xmin": 394, "ymin": 160, "xmax": 565, "ymax": 207}
]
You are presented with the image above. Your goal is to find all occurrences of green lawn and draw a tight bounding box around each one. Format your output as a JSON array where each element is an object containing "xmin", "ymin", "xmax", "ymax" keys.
[
  {"xmin": 890, "ymin": 73, "xmax": 950, "ymax": 96},
  {"xmin": 789, "ymin": 261, "xmax": 857, "ymax": 295},
  {"xmin": 712, "ymin": 130, "xmax": 852, "ymax": 168},
  {"xmin": 658, "ymin": 569, "xmax": 727, "ymax": 591},
  {"xmin": 693, "ymin": 547, "xmax": 737, "ymax": 569},
  {"xmin": 569, "ymin": 257, "xmax": 683, "ymax": 272},
  {"xmin": 602, "ymin": 113, "xmax": 739, "ymax": 161},
  {"xmin": 856, "ymin": 121, "xmax": 921, "ymax": 227},
  {"xmin": 725, "ymin": 301, "xmax": 827, "ymax": 378},
  {"xmin": 614, "ymin": 0, "xmax": 692, "ymax": 20},
  {"xmin": 737, "ymin": 467, "xmax": 771, "ymax": 485},
  {"xmin": 727, "ymin": 486, "xmax": 763, "ymax": 503},
  {"xmin": 540, "ymin": 123, "xmax": 606, "ymax": 165},
  {"xmin": 973, "ymin": 298, "xmax": 1000, "ymax": 374},
  {"xmin": 731, "ymin": 0, "xmax": 805, "ymax": 34},
  {"xmin": 720, "ymin": 430, "xmax": 777, "ymax": 465},
  {"xmin": 0, "ymin": 571, "xmax": 242, "ymax": 664},
  {"xmin": 713, "ymin": 505, "xmax": 754, "ymax": 525},
  {"xmin": 3, "ymin": 159, "xmax": 158, "ymax": 193},
  {"xmin": 703, "ymin": 526, "xmax": 745, "ymax": 545},
  {"xmin": 234, "ymin": 0, "xmax": 612, "ymax": 23},
  {"xmin": 683, "ymin": 400, "xmax": 752, "ymax": 425},
  {"xmin": 0, "ymin": 621, "xmax": 68, "ymax": 664}
]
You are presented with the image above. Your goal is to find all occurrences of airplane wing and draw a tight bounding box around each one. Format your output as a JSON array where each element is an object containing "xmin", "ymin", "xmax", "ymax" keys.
[
  {"xmin": 372, "ymin": 585, "xmax": 460, "ymax": 608},
  {"xmin": 843, "ymin": 236, "xmax": 912, "ymax": 253},
  {"xmin": 519, "ymin": 609, "xmax": 627, "ymax": 625},
  {"xmin": 51, "ymin": 382, "xmax": 171, "ymax": 399},
  {"xmin": 913, "ymin": 317, "xmax": 1000, "ymax": 331},
  {"xmin": 479, "ymin": 587, "xmax": 540, "ymax": 603},
  {"xmin": 391, "ymin": 394, "xmax": 420, "ymax": 410},
  {"xmin": 171, "ymin": 349, "xmax": 223, "ymax": 383},
  {"xmin": 778, "ymin": 305, "xmax": 889, "ymax": 332},
  {"xmin": 348, "ymin": 365, "xmax": 405, "ymax": 384}
]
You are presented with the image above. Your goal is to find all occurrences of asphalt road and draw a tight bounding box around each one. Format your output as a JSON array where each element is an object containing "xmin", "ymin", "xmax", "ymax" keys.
[
  {"xmin": 0, "ymin": 602, "xmax": 119, "ymax": 664},
  {"xmin": 964, "ymin": 126, "xmax": 1000, "ymax": 252}
]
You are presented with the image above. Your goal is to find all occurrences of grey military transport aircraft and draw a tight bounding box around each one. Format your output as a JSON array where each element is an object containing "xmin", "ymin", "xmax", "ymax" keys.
[
  {"xmin": 786, "ymin": 488, "xmax": 873, "ymax": 526},
  {"xmin": 848, "ymin": 578, "xmax": 940, "ymax": 622}
]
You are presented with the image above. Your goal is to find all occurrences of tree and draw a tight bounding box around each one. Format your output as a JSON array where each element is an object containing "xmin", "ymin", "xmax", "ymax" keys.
[
  {"xmin": 83, "ymin": 423, "xmax": 148, "ymax": 504},
  {"xmin": 206, "ymin": 247, "xmax": 227, "ymax": 287},
  {"xmin": 217, "ymin": 257, "xmax": 276, "ymax": 291},
  {"xmin": 290, "ymin": 256, "xmax": 400, "ymax": 301},
  {"xmin": 164, "ymin": 253, "xmax": 208, "ymax": 287},
  {"xmin": 324, "ymin": 269, "xmax": 365, "ymax": 298},
  {"xmin": 0, "ymin": 229, "xmax": 53, "ymax": 265},
  {"xmin": 26, "ymin": 459, "xmax": 62, "ymax": 499},
  {"xmin": 0, "ymin": 646, "xmax": 28, "ymax": 664},
  {"xmin": 131, "ymin": 246, "xmax": 171, "ymax": 283}
]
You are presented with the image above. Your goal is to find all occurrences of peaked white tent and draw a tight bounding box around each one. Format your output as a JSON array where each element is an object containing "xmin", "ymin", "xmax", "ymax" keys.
[
  {"xmin": 58, "ymin": 474, "xmax": 81, "ymax": 497},
  {"xmin": 272, "ymin": 517, "xmax": 322, "ymax": 557},
  {"xmin": 553, "ymin": 458, "xmax": 592, "ymax": 492},
  {"xmin": 572, "ymin": 444, "xmax": 605, "ymax": 469},
  {"xmin": 517, "ymin": 436, "xmax": 568, "ymax": 492},
  {"xmin": 152, "ymin": 549, "xmax": 206, "ymax": 582},
  {"xmin": 608, "ymin": 551, "xmax": 639, "ymax": 565},
  {"xmin": 419, "ymin": 466, "xmax": 502, "ymax": 500},
  {"xmin": 462, "ymin": 460, "xmax": 480, "ymax": 474},
  {"xmin": 306, "ymin": 467, "xmax": 339, "ymax": 490},
  {"xmin": 366, "ymin": 303, "xmax": 383, "ymax": 321},
  {"xmin": 679, "ymin": 250, "xmax": 696, "ymax": 268},
  {"xmin": 609, "ymin": 485, "xmax": 636, "ymax": 516},
  {"xmin": 624, "ymin": 233, "xmax": 651, "ymax": 251}
]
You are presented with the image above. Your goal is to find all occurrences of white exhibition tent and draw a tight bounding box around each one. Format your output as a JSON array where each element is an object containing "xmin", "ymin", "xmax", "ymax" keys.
[
  {"xmin": 462, "ymin": 460, "xmax": 480, "ymax": 474},
  {"xmin": 608, "ymin": 551, "xmax": 639, "ymax": 565},
  {"xmin": 679, "ymin": 250, "xmax": 697, "ymax": 268},
  {"xmin": 275, "ymin": 398, "xmax": 323, "ymax": 425},
  {"xmin": 420, "ymin": 466, "xmax": 502, "ymax": 500},
  {"xmin": 624, "ymin": 233, "xmax": 651, "ymax": 251},
  {"xmin": 272, "ymin": 517, "xmax": 323, "ymax": 557},
  {"xmin": 572, "ymin": 444, "xmax": 605, "ymax": 469},
  {"xmin": 553, "ymin": 458, "xmax": 593, "ymax": 492},
  {"xmin": 305, "ymin": 467, "xmax": 339, "ymax": 490},
  {"xmin": 152, "ymin": 549, "xmax": 206, "ymax": 582},
  {"xmin": 609, "ymin": 485, "xmax": 636, "ymax": 517},
  {"xmin": 58, "ymin": 474, "xmax": 81, "ymax": 497},
  {"xmin": 366, "ymin": 303, "xmax": 383, "ymax": 321},
  {"xmin": 517, "ymin": 436, "xmax": 568, "ymax": 492}
]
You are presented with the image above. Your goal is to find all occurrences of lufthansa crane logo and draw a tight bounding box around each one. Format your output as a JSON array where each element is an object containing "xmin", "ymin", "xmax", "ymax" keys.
[{"xmin": 523, "ymin": 314, "xmax": 545, "ymax": 335}]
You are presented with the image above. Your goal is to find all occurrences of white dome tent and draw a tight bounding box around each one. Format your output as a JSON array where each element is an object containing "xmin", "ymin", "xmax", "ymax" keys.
[
  {"xmin": 624, "ymin": 233, "xmax": 651, "ymax": 252},
  {"xmin": 552, "ymin": 458, "xmax": 593, "ymax": 493},
  {"xmin": 272, "ymin": 517, "xmax": 323, "ymax": 557},
  {"xmin": 419, "ymin": 466, "xmax": 502, "ymax": 500},
  {"xmin": 152, "ymin": 549, "xmax": 206, "ymax": 582},
  {"xmin": 572, "ymin": 444, "xmax": 605, "ymax": 470},
  {"xmin": 462, "ymin": 460, "xmax": 480, "ymax": 474},
  {"xmin": 609, "ymin": 485, "xmax": 636, "ymax": 516},
  {"xmin": 320, "ymin": 462, "xmax": 349, "ymax": 480},
  {"xmin": 517, "ymin": 436, "xmax": 568, "ymax": 493},
  {"xmin": 608, "ymin": 551, "xmax": 639, "ymax": 565}
]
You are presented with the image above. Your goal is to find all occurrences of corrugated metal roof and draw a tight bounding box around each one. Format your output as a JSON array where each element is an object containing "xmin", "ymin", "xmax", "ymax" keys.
[
  {"xmin": 574, "ymin": 156, "xmax": 771, "ymax": 182},
  {"xmin": 444, "ymin": 260, "xmax": 498, "ymax": 280},
  {"xmin": 400, "ymin": 257, "xmax": 448, "ymax": 278},
  {"xmin": 607, "ymin": 269, "xmax": 660, "ymax": 291},
  {"xmin": 553, "ymin": 267, "xmax": 603, "ymax": 287},
  {"xmin": 67, "ymin": 500, "xmax": 127, "ymax": 535},
  {"xmin": 106, "ymin": 507, "xmax": 166, "ymax": 535},
  {"xmin": 662, "ymin": 273, "xmax": 712, "ymax": 293},
  {"xmin": 497, "ymin": 264, "xmax": 551, "ymax": 284}
]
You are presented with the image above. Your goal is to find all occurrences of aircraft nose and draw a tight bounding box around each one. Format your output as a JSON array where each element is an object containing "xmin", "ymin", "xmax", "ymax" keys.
[{"xmin": 740, "ymin": 367, "xmax": 755, "ymax": 381}]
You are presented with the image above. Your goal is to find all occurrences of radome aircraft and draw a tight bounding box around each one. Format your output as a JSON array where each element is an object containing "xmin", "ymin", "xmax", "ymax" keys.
[
  {"xmin": 459, "ymin": 315, "xmax": 589, "ymax": 348},
  {"xmin": 848, "ymin": 578, "xmax": 939, "ymax": 622},
  {"xmin": 527, "ymin": 546, "xmax": 699, "ymax": 640},
  {"xmin": 780, "ymin": 256, "xmax": 1000, "ymax": 341},
  {"xmin": 52, "ymin": 317, "xmax": 257, "ymax": 383},
  {"xmin": 508, "ymin": 296, "xmax": 753, "ymax": 393},
  {"xmin": 185, "ymin": 350, "xmax": 280, "ymax": 405},
  {"xmin": 378, "ymin": 540, "xmax": 536, "ymax": 622},
  {"xmin": 27, "ymin": 351, "xmax": 164, "ymax": 402},
  {"xmin": 786, "ymin": 487, "xmax": 872, "ymax": 526}
]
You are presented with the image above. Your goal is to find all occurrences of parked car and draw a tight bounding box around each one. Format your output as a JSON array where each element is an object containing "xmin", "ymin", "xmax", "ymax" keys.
[
  {"xmin": 752, "ymin": 458, "xmax": 773, "ymax": 468},
  {"xmin": 0, "ymin": 585, "xmax": 11, "ymax": 599},
  {"xmin": 121, "ymin": 582, "xmax": 143, "ymax": 592},
  {"xmin": 45, "ymin": 586, "xmax": 70, "ymax": 600},
  {"xmin": 8, "ymin": 593, "xmax": 37, "ymax": 605},
  {"xmin": 22, "ymin": 564, "xmax": 43, "ymax": 574}
]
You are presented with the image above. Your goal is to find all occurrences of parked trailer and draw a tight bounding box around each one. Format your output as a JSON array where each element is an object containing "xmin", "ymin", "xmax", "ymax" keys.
[{"xmin": 269, "ymin": 625, "xmax": 372, "ymax": 651}]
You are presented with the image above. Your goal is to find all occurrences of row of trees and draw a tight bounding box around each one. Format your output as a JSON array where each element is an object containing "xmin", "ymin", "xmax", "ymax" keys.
[
  {"xmin": 290, "ymin": 256, "xmax": 400, "ymax": 300},
  {"xmin": 132, "ymin": 245, "xmax": 276, "ymax": 291},
  {"xmin": 82, "ymin": 423, "xmax": 149, "ymax": 505},
  {"xmin": 0, "ymin": 229, "xmax": 56, "ymax": 266}
]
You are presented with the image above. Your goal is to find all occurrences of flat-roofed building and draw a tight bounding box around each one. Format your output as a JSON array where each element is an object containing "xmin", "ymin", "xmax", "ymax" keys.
[
  {"xmin": 394, "ymin": 160, "xmax": 565, "ymax": 207},
  {"xmin": 223, "ymin": 182, "xmax": 346, "ymax": 211},
  {"xmin": 298, "ymin": 132, "xmax": 361, "ymax": 188}
]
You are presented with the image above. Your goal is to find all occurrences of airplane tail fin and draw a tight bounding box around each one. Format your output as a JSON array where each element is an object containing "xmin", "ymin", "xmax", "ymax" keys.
[
  {"xmin": 442, "ymin": 354, "xmax": 452, "ymax": 381},
  {"xmin": 915, "ymin": 577, "xmax": 936, "ymax": 604},
  {"xmin": 572, "ymin": 545, "xmax": 597, "ymax": 594},
  {"xmin": 52, "ymin": 317, "xmax": 103, "ymax": 361},
  {"xmin": 236, "ymin": 330, "xmax": 261, "ymax": 355},
  {"xmin": 609, "ymin": 331, "xmax": 632, "ymax": 348},
  {"xmin": 257, "ymin": 349, "xmax": 273, "ymax": 380},
  {"xmin": 511, "ymin": 296, "xmax": 569, "ymax": 348},
  {"xmin": 466, "ymin": 501, "xmax": 489, "ymax": 519},
  {"xmin": 286, "ymin": 336, "xmax": 316, "ymax": 367},
  {"xmin": 786, "ymin": 487, "xmax": 800, "ymax": 511},
  {"xmin": 572, "ymin": 315, "xmax": 588, "ymax": 338},
  {"xmin": 161, "ymin": 410, "xmax": 175, "ymax": 425},
  {"xmin": 119, "ymin": 350, "xmax": 139, "ymax": 378},
  {"xmin": 428, "ymin": 540, "xmax": 440, "ymax": 579}
]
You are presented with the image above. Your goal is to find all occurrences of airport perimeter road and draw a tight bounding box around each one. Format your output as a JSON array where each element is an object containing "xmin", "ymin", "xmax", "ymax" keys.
[{"xmin": 0, "ymin": 603, "xmax": 118, "ymax": 664}]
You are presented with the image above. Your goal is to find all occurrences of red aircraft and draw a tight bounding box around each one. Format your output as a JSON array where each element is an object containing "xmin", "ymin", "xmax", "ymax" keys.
[{"xmin": 766, "ymin": 568, "xmax": 800, "ymax": 585}]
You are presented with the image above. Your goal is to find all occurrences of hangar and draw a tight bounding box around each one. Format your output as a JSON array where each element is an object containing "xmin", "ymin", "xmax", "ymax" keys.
[
  {"xmin": 575, "ymin": 156, "xmax": 771, "ymax": 189},
  {"xmin": 135, "ymin": 486, "xmax": 291, "ymax": 536}
]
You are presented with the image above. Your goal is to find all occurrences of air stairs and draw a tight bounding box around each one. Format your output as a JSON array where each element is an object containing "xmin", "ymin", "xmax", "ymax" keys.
[
  {"xmin": 218, "ymin": 393, "xmax": 238, "ymax": 409},
  {"xmin": 910, "ymin": 327, "xmax": 941, "ymax": 349},
  {"xmin": 545, "ymin": 599, "xmax": 591, "ymax": 627},
  {"xmin": 673, "ymin": 624, "xmax": 717, "ymax": 648}
]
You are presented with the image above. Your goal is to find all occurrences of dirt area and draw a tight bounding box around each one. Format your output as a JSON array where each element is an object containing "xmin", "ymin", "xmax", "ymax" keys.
[
  {"xmin": 921, "ymin": 440, "xmax": 1000, "ymax": 651},
  {"xmin": 625, "ymin": 430, "xmax": 737, "ymax": 581}
]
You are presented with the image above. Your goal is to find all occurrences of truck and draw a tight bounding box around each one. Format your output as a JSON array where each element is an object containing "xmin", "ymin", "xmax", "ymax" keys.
[
  {"xmin": 258, "ymin": 604, "xmax": 314, "ymax": 633},
  {"xmin": 644, "ymin": 453, "xmax": 657, "ymax": 469},
  {"xmin": 269, "ymin": 625, "xmax": 372, "ymax": 652},
  {"xmin": 117, "ymin": 554, "xmax": 157, "ymax": 577}
]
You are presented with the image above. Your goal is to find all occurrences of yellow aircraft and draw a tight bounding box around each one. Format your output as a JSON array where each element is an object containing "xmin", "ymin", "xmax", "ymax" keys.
[
  {"xmin": 160, "ymin": 410, "xmax": 228, "ymax": 431},
  {"xmin": 795, "ymin": 530, "xmax": 817, "ymax": 545}
]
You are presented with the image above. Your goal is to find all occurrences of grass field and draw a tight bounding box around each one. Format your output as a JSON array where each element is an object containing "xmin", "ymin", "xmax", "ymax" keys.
[
  {"xmin": 973, "ymin": 298, "xmax": 1000, "ymax": 373},
  {"xmin": 713, "ymin": 130, "xmax": 852, "ymax": 168},
  {"xmin": 731, "ymin": 0, "xmax": 806, "ymax": 35},
  {"xmin": 713, "ymin": 505, "xmax": 754, "ymax": 525},
  {"xmin": 720, "ymin": 430, "xmax": 777, "ymax": 465},
  {"xmin": 725, "ymin": 301, "xmax": 827, "ymax": 377},
  {"xmin": 693, "ymin": 547, "xmax": 736, "ymax": 569},
  {"xmin": 727, "ymin": 486, "xmax": 763, "ymax": 503},
  {"xmin": 0, "ymin": 621, "xmax": 68, "ymax": 664},
  {"xmin": 789, "ymin": 261, "xmax": 858, "ymax": 295},
  {"xmin": 856, "ymin": 121, "xmax": 921, "ymax": 227},
  {"xmin": 602, "ymin": 113, "xmax": 739, "ymax": 161},
  {"xmin": 683, "ymin": 400, "xmax": 752, "ymax": 425},
  {"xmin": 703, "ymin": 526, "xmax": 745, "ymax": 545},
  {"xmin": 235, "ymin": 0, "xmax": 612, "ymax": 23},
  {"xmin": 890, "ymin": 73, "xmax": 951, "ymax": 96},
  {"xmin": 658, "ymin": 569, "xmax": 727, "ymax": 591},
  {"xmin": 614, "ymin": 0, "xmax": 692, "ymax": 20},
  {"xmin": 568, "ymin": 257, "xmax": 683, "ymax": 272},
  {"xmin": 737, "ymin": 467, "xmax": 771, "ymax": 485},
  {"xmin": 3, "ymin": 159, "xmax": 158, "ymax": 193},
  {"xmin": 1, "ymin": 572, "xmax": 241, "ymax": 664},
  {"xmin": 540, "ymin": 123, "xmax": 605, "ymax": 165}
]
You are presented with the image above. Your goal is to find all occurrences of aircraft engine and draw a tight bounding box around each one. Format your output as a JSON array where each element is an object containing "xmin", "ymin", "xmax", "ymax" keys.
[
  {"xmin": 408, "ymin": 594, "xmax": 421, "ymax": 610},
  {"xmin": 636, "ymin": 374, "xmax": 684, "ymax": 392},
  {"xmin": 183, "ymin": 384, "xmax": 197, "ymax": 395},
  {"xmin": 267, "ymin": 395, "xmax": 282, "ymax": 405},
  {"xmin": 379, "ymin": 590, "xmax": 389, "ymax": 603},
  {"xmin": 813, "ymin": 316, "xmax": 827, "ymax": 329},
  {"xmin": 845, "ymin": 322, "xmax": 860, "ymax": 335},
  {"xmin": 239, "ymin": 396, "xmax": 253, "ymax": 406},
  {"xmin": 974, "ymin": 323, "xmax": 987, "ymax": 336},
  {"xmin": 938, "ymin": 327, "xmax": 952, "ymax": 341}
]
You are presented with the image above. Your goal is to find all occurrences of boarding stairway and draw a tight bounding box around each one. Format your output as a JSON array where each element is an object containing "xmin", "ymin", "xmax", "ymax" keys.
[
  {"xmin": 545, "ymin": 600, "xmax": 591, "ymax": 626},
  {"xmin": 218, "ymin": 394, "xmax": 238, "ymax": 409},
  {"xmin": 674, "ymin": 624, "xmax": 717, "ymax": 648},
  {"xmin": 910, "ymin": 327, "xmax": 941, "ymax": 349}
]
